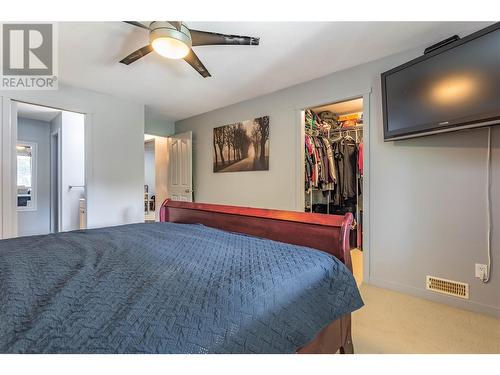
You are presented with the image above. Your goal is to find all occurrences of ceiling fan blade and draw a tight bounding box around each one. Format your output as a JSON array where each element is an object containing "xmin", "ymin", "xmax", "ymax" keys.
[
  {"xmin": 190, "ymin": 30, "xmax": 259, "ymax": 46},
  {"xmin": 183, "ymin": 49, "xmax": 211, "ymax": 78},
  {"xmin": 119, "ymin": 45, "xmax": 153, "ymax": 65},
  {"xmin": 123, "ymin": 21, "xmax": 150, "ymax": 30},
  {"xmin": 168, "ymin": 21, "xmax": 182, "ymax": 31}
]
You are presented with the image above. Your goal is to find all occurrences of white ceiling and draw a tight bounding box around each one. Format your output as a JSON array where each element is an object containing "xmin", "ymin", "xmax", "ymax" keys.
[
  {"xmin": 17, "ymin": 102, "xmax": 61, "ymax": 122},
  {"xmin": 58, "ymin": 22, "xmax": 492, "ymax": 123}
]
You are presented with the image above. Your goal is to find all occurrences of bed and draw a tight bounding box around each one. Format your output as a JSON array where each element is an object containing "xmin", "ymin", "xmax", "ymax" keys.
[{"xmin": 0, "ymin": 200, "xmax": 363, "ymax": 354}]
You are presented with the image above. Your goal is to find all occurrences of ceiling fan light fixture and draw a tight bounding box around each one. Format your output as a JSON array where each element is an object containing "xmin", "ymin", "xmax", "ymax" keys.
[
  {"xmin": 121, "ymin": 21, "xmax": 260, "ymax": 77},
  {"xmin": 152, "ymin": 37, "xmax": 190, "ymax": 59},
  {"xmin": 149, "ymin": 21, "xmax": 192, "ymax": 60}
]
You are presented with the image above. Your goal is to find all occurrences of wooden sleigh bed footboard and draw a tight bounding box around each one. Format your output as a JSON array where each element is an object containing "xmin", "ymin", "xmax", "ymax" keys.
[{"xmin": 160, "ymin": 199, "xmax": 356, "ymax": 354}]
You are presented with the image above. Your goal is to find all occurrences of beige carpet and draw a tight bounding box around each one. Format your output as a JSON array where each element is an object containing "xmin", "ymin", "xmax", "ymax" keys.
[
  {"xmin": 351, "ymin": 283, "xmax": 500, "ymax": 353},
  {"xmin": 349, "ymin": 249, "xmax": 499, "ymax": 353}
]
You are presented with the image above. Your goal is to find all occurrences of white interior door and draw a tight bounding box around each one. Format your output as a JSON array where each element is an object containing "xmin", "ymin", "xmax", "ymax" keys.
[{"xmin": 167, "ymin": 131, "xmax": 192, "ymax": 202}]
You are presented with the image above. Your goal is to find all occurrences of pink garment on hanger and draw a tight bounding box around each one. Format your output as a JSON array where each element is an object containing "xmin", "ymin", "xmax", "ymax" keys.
[
  {"xmin": 358, "ymin": 143, "xmax": 364, "ymax": 175},
  {"xmin": 305, "ymin": 134, "xmax": 313, "ymax": 154}
]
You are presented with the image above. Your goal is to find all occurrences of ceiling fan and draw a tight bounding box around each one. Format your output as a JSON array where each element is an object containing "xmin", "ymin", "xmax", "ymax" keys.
[{"xmin": 120, "ymin": 21, "xmax": 260, "ymax": 78}]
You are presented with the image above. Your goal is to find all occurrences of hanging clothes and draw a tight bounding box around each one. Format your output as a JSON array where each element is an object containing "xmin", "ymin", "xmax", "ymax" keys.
[
  {"xmin": 321, "ymin": 136, "xmax": 336, "ymax": 185},
  {"xmin": 304, "ymin": 134, "xmax": 317, "ymax": 191},
  {"xmin": 305, "ymin": 109, "xmax": 363, "ymax": 217},
  {"xmin": 331, "ymin": 136, "xmax": 358, "ymax": 205},
  {"xmin": 332, "ymin": 141, "xmax": 342, "ymax": 206},
  {"xmin": 358, "ymin": 142, "xmax": 364, "ymax": 176},
  {"xmin": 305, "ymin": 134, "xmax": 338, "ymax": 193},
  {"xmin": 341, "ymin": 139, "xmax": 358, "ymax": 201}
]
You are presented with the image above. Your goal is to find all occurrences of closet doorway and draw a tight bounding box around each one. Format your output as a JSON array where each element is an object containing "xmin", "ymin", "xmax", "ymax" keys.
[{"xmin": 301, "ymin": 96, "xmax": 366, "ymax": 285}]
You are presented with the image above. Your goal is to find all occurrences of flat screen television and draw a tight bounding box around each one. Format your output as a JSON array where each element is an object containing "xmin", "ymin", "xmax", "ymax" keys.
[{"xmin": 382, "ymin": 23, "xmax": 500, "ymax": 141}]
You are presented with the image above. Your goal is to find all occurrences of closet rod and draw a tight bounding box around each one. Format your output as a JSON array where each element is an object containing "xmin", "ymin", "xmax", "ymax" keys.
[{"xmin": 330, "ymin": 125, "xmax": 364, "ymax": 132}]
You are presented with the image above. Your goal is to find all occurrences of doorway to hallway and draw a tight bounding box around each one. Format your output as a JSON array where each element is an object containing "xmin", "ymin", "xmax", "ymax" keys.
[{"xmin": 15, "ymin": 101, "xmax": 85, "ymax": 237}]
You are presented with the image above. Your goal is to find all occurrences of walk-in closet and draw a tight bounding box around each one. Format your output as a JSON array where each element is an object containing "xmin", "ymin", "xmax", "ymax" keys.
[{"xmin": 303, "ymin": 97, "xmax": 364, "ymax": 283}]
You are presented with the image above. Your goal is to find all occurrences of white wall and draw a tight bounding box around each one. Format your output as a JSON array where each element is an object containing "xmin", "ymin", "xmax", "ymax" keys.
[
  {"xmin": 17, "ymin": 117, "xmax": 51, "ymax": 236},
  {"xmin": 177, "ymin": 46, "xmax": 500, "ymax": 316},
  {"xmin": 59, "ymin": 111, "xmax": 85, "ymax": 232},
  {"xmin": 0, "ymin": 83, "xmax": 145, "ymax": 235},
  {"xmin": 144, "ymin": 141, "xmax": 155, "ymax": 195}
]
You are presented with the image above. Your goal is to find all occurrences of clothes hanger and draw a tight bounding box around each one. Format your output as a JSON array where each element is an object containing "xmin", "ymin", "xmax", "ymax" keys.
[
  {"xmin": 330, "ymin": 132, "xmax": 343, "ymax": 143},
  {"xmin": 344, "ymin": 135, "xmax": 355, "ymax": 142},
  {"xmin": 343, "ymin": 130, "xmax": 356, "ymax": 142}
]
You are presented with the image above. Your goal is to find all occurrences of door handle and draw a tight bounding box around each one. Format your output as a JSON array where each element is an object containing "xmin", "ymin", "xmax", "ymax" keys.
[{"xmin": 184, "ymin": 189, "xmax": 191, "ymax": 193}]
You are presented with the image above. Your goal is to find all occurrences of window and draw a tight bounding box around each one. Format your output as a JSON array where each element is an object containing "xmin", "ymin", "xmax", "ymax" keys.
[{"xmin": 17, "ymin": 142, "xmax": 37, "ymax": 211}]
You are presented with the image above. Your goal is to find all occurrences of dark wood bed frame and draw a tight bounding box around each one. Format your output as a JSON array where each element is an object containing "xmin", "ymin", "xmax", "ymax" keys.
[{"xmin": 160, "ymin": 199, "xmax": 356, "ymax": 354}]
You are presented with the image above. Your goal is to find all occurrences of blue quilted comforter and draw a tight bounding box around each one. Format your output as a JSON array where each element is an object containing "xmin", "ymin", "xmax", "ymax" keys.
[{"xmin": 0, "ymin": 222, "xmax": 363, "ymax": 353}]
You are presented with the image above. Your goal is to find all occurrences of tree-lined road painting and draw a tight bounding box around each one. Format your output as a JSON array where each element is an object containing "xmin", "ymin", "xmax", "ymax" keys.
[{"xmin": 213, "ymin": 116, "xmax": 269, "ymax": 173}]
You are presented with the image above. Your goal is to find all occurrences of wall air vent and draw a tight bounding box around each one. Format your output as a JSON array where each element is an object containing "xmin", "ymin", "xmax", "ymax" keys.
[{"xmin": 426, "ymin": 276, "xmax": 469, "ymax": 299}]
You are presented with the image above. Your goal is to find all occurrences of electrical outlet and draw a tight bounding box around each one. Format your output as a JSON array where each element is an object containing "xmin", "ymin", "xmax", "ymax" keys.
[{"xmin": 475, "ymin": 263, "xmax": 488, "ymax": 280}]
